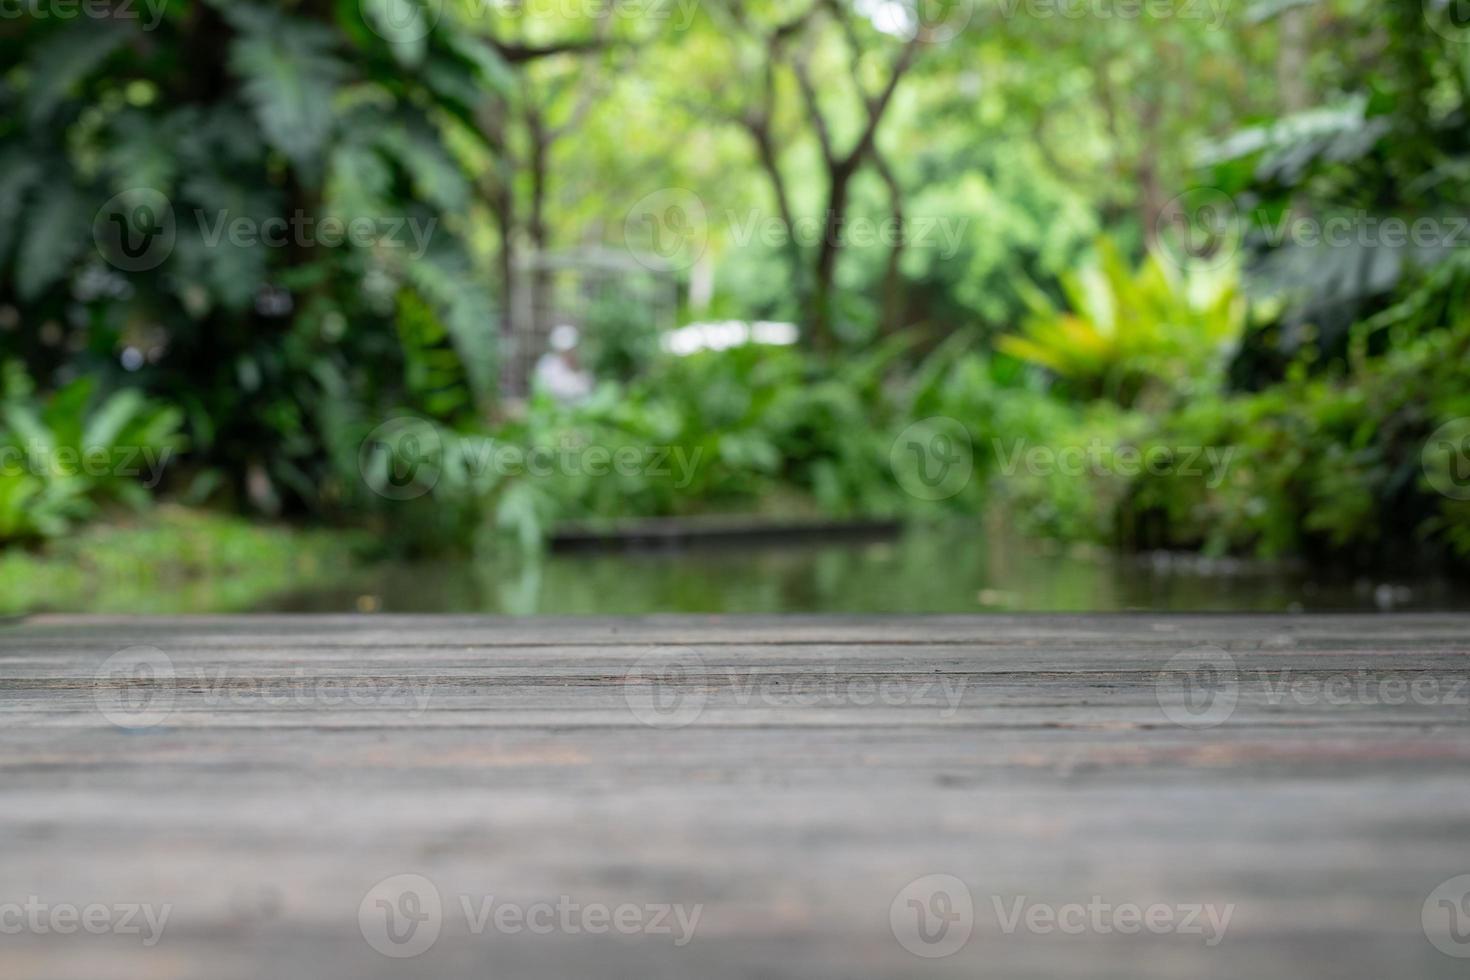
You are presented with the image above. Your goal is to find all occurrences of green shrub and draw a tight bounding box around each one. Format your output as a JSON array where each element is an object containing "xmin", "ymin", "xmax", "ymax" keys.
[
  {"xmin": 998, "ymin": 236, "xmax": 1246, "ymax": 407},
  {"xmin": 0, "ymin": 367, "xmax": 184, "ymax": 544},
  {"xmin": 1102, "ymin": 315, "xmax": 1470, "ymax": 562}
]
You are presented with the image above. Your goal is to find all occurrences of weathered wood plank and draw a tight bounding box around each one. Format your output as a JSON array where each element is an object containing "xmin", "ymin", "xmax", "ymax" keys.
[{"xmin": 0, "ymin": 615, "xmax": 1467, "ymax": 979}]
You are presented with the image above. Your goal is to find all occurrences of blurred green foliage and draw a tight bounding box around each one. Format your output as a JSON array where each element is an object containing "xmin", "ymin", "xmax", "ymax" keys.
[
  {"xmin": 1, "ymin": 0, "xmax": 1468, "ymax": 576},
  {"xmin": 1, "ymin": 0, "xmax": 503, "ymax": 515},
  {"xmin": 999, "ymin": 238, "xmax": 1247, "ymax": 406},
  {"xmin": 0, "ymin": 362, "xmax": 183, "ymax": 542},
  {"xmin": 0, "ymin": 505, "xmax": 367, "ymax": 613}
]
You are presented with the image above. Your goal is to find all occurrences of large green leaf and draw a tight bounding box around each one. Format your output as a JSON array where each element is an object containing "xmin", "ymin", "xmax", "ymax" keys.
[
  {"xmin": 15, "ymin": 185, "xmax": 88, "ymax": 301},
  {"xmin": 441, "ymin": 31, "xmax": 516, "ymax": 96},
  {"xmin": 106, "ymin": 110, "xmax": 181, "ymax": 193},
  {"xmin": 375, "ymin": 119, "xmax": 471, "ymax": 213},
  {"xmin": 325, "ymin": 140, "xmax": 394, "ymax": 221},
  {"xmin": 360, "ymin": 0, "xmax": 430, "ymax": 67},
  {"xmin": 82, "ymin": 389, "xmax": 147, "ymax": 450},
  {"xmin": 227, "ymin": 9, "xmax": 347, "ymax": 175},
  {"xmin": 0, "ymin": 150, "xmax": 43, "ymax": 268},
  {"xmin": 25, "ymin": 21, "xmax": 130, "ymax": 124},
  {"xmin": 408, "ymin": 248, "xmax": 499, "ymax": 407},
  {"xmin": 176, "ymin": 173, "xmax": 281, "ymax": 310}
]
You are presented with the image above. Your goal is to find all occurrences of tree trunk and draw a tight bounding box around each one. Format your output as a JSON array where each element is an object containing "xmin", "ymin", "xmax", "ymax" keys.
[
  {"xmin": 872, "ymin": 150, "xmax": 905, "ymax": 335},
  {"xmin": 526, "ymin": 109, "xmax": 553, "ymax": 352},
  {"xmin": 809, "ymin": 160, "xmax": 858, "ymax": 351}
]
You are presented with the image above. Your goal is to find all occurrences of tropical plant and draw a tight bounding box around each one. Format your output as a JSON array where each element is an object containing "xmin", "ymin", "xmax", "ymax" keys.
[
  {"xmin": 1198, "ymin": 0, "xmax": 1470, "ymax": 375},
  {"xmin": 0, "ymin": 366, "xmax": 184, "ymax": 543},
  {"xmin": 998, "ymin": 237, "xmax": 1247, "ymax": 406},
  {"xmin": 0, "ymin": 0, "xmax": 506, "ymax": 514}
]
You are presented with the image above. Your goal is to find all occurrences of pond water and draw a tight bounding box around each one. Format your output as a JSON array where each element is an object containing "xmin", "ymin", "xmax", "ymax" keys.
[{"xmin": 267, "ymin": 520, "xmax": 1469, "ymax": 615}]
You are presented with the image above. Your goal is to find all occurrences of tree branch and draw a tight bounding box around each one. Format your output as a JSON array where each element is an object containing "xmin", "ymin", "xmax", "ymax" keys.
[
  {"xmin": 841, "ymin": 35, "xmax": 919, "ymax": 169},
  {"xmin": 491, "ymin": 37, "xmax": 616, "ymax": 63},
  {"xmin": 790, "ymin": 51, "xmax": 837, "ymax": 167}
]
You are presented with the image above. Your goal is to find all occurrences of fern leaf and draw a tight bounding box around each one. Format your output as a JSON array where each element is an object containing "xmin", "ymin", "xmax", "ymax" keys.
[
  {"xmin": 442, "ymin": 31, "xmax": 516, "ymax": 96},
  {"xmin": 25, "ymin": 21, "xmax": 130, "ymax": 124},
  {"xmin": 16, "ymin": 185, "xmax": 87, "ymax": 301},
  {"xmin": 227, "ymin": 11, "xmax": 347, "ymax": 175},
  {"xmin": 407, "ymin": 249, "xmax": 499, "ymax": 408},
  {"xmin": 82, "ymin": 389, "xmax": 146, "ymax": 450},
  {"xmin": 374, "ymin": 120, "xmax": 471, "ymax": 213},
  {"xmin": 361, "ymin": 0, "xmax": 431, "ymax": 67},
  {"xmin": 0, "ymin": 150, "xmax": 43, "ymax": 268}
]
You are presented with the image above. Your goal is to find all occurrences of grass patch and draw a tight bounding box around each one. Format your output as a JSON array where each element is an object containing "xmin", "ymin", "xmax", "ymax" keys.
[{"xmin": 0, "ymin": 506, "xmax": 370, "ymax": 616}]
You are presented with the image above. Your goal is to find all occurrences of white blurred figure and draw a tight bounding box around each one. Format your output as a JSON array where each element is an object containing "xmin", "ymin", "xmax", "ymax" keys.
[{"xmin": 533, "ymin": 324, "xmax": 593, "ymax": 403}]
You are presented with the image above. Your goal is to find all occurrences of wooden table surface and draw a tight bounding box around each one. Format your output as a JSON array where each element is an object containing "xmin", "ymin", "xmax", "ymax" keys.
[{"xmin": 2, "ymin": 614, "xmax": 1469, "ymax": 978}]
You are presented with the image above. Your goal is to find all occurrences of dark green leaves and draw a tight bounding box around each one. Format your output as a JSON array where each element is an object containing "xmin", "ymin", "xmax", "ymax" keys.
[
  {"xmin": 225, "ymin": 6, "xmax": 348, "ymax": 177},
  {"xmin": 25, "ymin": 20, "xmax": 130, "ymax": 125}
]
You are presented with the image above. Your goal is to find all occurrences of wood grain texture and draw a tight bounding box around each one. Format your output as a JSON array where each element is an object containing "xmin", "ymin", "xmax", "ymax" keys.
[{"xmin": 1, "ymin": 614, "xmax": 1468, "ymax": 979}]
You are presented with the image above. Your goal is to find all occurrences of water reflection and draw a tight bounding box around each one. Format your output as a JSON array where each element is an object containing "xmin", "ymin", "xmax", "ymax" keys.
[{"xmin": 271, "ymin": 521, "xmax": 1469, "ymax": 615}]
